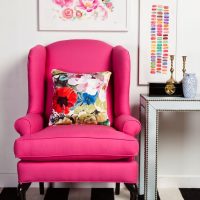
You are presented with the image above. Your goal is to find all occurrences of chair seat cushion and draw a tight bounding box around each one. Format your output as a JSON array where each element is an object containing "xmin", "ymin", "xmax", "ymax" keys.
[{"xmin": 14, "ymin": 125, "xmax": 139, "ymax": 161}]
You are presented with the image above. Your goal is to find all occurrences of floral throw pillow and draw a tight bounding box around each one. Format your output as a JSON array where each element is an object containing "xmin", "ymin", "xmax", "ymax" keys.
[{"xmin": 49, "ymin": 69, "xmax": 111, "ymax": 126}]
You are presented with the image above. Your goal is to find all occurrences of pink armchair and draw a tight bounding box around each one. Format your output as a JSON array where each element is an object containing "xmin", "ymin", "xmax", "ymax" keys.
[{"xmin": 14, "ymin": 40, "xmax": 141, "ymax": 200}]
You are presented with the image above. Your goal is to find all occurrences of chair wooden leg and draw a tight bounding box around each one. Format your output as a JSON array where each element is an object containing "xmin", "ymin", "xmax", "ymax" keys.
[
  {"xmin": 115, "ymin": 183, "xmax": 120, "ymax": 195},
  {"xmin": 49, "ymin": 182, "xmax": 54, "ymax": 188},
  {"xmin": 124, "ymin": 183, "xmax": 138, "ymax": 200},
  {"xmin": 17, "ymin": 183, "xmax": 31, "ymax": 200},
  {"xmin": 134, "ymin": 184, "xmax": 139, "ymax": 199},
  {"xmin": 39, "ymin": 182, "xmax": 44, "ymax": 195}
]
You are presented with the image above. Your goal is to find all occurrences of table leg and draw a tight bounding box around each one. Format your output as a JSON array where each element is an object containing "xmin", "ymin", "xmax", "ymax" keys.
[
  {"xmin": 145, "ymin": 105, "xmax": 158, "ymax": 200},
  {"xmin": 139, "ymin": 105, "xmax": 145, "ymax": 196}
]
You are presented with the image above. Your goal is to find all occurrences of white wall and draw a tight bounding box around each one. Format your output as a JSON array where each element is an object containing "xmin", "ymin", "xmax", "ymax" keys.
[
  {"xmin": 0, "ymin": 0, "xmax": 199, "ymax": 188},
  {"xmin": 158, "ymin": 0, "xmax": 200, "ymax": 188}
]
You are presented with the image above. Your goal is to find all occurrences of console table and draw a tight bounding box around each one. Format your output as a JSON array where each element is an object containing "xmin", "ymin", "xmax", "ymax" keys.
[{"xmin": 139, "ymin": 94, "xmax": 200, "ymax": 200}]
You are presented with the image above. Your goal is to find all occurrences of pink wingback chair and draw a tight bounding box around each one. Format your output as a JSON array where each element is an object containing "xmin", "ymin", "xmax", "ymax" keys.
[{"xmin": 14, "ymin": 39, "xmax": 141, "ymax": 200}]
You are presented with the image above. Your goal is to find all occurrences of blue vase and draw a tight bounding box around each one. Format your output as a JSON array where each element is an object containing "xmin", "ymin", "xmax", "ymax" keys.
[{"xmin": 182, "ymin": 73, "xmax": 197, "ymax": 98}]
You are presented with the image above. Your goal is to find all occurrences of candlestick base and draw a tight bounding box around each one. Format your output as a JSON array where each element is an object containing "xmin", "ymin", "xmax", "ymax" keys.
[{"xmin": 166, "ymin": 76, "xmax": 177, "ymax": 84}]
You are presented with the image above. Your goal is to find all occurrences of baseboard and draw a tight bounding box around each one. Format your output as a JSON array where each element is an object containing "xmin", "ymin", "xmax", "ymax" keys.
[
  {"xmin": 0, "ymin": 173, "xmax": 18, "ymax": 187},
  {"xmin": 2, "ymin": 173, "xmax": 200, "ymax": 188},
  {"xmin": 0, "ymin": 173, "xmax": 115, "ymax": 188},
  {"xmin": 158, "ymin": 175, "xmax": 200, "ymax": 188},
  {"xmin": 48, "ymin": 183, "xmax": 115, "ymax": 188}
]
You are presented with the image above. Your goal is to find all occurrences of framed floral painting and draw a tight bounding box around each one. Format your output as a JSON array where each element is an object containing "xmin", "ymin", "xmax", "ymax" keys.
[{"xmin": 39, "ymin": 0, "xmax": 128, "ymax": 31}]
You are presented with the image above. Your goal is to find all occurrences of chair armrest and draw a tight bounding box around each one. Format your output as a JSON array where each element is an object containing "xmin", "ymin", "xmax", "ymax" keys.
[
  {"xmin": 14, "ymin": 113, "xmax": 44, "ymax": 136},
  {"xmin": 114, "ymin": 114, "xmax": 141, "ymax": 137}
]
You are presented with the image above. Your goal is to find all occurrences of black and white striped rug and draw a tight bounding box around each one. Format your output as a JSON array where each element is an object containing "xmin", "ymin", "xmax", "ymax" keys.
[
  {"xmin": 0, "ymin": 188, "xmax": 114, "ymax": 200},
  {"xmin": 0, "ymin": 187, "xmax": 200, "ymax": 200}
]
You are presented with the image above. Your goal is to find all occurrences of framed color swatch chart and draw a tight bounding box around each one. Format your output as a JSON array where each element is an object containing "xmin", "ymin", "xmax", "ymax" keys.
[
  {"xmin": 150, "ymin": 5, "xmax": 169, "ymax": 75},
  {"xmin": 139, "ymin": 0, "xmax": 177, "ymax": 85}
]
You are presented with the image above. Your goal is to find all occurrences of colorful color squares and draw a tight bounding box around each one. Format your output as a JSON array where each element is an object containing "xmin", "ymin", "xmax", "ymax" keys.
[{"xmin": 150, "ymin": 5, "xmax": 169, "ymax": 75}]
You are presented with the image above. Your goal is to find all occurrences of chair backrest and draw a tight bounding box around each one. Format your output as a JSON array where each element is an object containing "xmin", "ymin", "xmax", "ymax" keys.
[
  {"xmin": 27, "ymin": 39, "xmax": 131, "ymax": 126},
  {"xmin": 44, "ymin": 40, "xmax": 114, "ymax": 124}
]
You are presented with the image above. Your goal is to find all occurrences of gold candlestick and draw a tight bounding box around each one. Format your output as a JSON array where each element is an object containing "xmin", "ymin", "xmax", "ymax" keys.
[
  {"xmin": 182, "ymin": 56, "xmax": 187, "ymax": 77},
  {"xmin": 166, "ymin": 55, "xmax": 177, "ymax": 84}
]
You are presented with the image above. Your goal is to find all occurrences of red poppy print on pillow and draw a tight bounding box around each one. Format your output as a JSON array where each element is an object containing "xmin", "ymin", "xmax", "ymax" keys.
[{"xmin": 53, "ymin": 87, "xmax": 77, "ymax": 114}]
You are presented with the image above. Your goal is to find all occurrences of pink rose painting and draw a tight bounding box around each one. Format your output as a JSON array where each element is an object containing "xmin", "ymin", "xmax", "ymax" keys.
[
  {"xmin": 52, "ymin": 0, "xmax": 114, "ymax": 21},
  {"xmin": 54, "ymin": 0, "xmax": 73, "ymax": 7},
  {"xmin": 62, "ymin": 8, "xmax": 74, "ymax": 19},
  {"xmin": 39, "ymin": 0, "xmax": 128, "ymax": 31},
  {"xmin": 78, "ymin": 0, "xmax": 99, "ymax": 12}
]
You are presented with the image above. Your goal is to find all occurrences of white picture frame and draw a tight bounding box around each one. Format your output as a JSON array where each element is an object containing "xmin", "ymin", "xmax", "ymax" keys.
[
  {"xmin": 38, "ymin": 0, "xmax": 128, "ymax": 31},
  {"xmin": 139, "ymin": 0, "xmax": 178, "ymax": 85}
]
